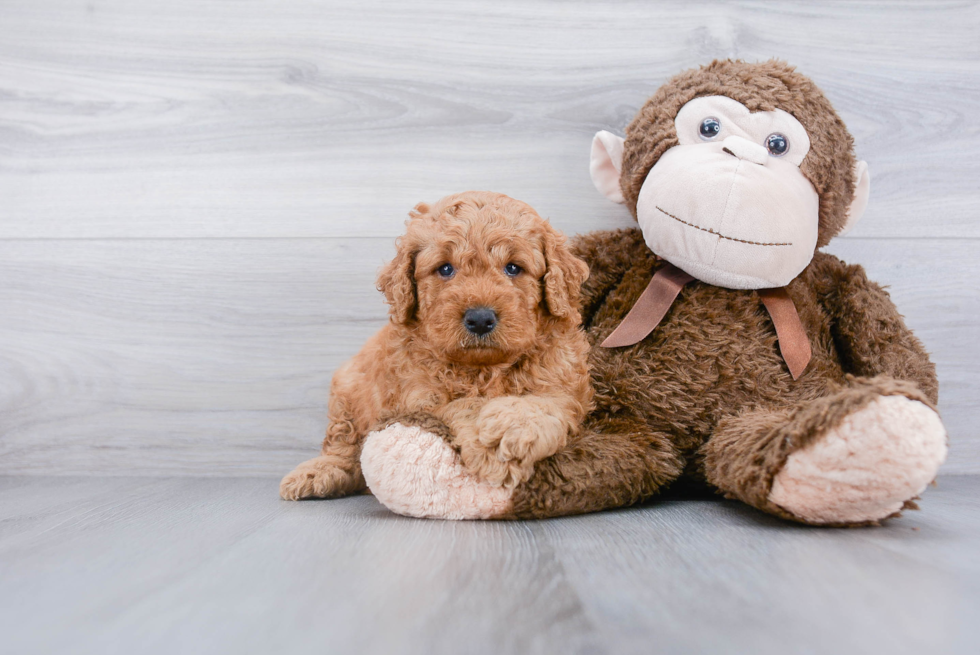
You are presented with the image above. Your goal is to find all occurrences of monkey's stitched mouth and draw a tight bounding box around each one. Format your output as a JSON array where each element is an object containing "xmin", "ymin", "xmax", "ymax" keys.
[{"xmin": 655, "ymin": 206, "xmax": 792, "ymax": 247}]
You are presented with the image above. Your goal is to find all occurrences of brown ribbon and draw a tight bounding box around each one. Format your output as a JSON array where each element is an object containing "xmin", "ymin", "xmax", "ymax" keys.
[
  {"xmin": 601, "ymin": 264, "xmax": 694, "ymax": 348},
  {"xmin": 757, "ymin": 287, "xmax": 812, "ymax": 380},
  {"xmin": 600, "ymin": 263, "xmax": 812, "ymax": 380}
]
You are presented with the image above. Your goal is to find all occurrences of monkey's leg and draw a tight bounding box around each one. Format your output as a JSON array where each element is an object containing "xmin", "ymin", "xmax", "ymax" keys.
[
  {"xmin": 507, "ymin": 413, "xmax": 685, "ymax": 518},
  {"xmin": 701, "ymin": 376, "xmax": 947, "ymax": 526},
  {"xmin": 360, "ymin": 414, "xmax": 512, "ymax": 520},
  {"xmin": 361, "ymin": 411, "xmax": 685, "ymax": 520}
]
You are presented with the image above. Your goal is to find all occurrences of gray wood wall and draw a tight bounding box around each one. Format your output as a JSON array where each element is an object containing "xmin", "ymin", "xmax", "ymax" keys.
[{"xmin": 1, "ymin": 0, "xmax": 978, "ymax": 476}]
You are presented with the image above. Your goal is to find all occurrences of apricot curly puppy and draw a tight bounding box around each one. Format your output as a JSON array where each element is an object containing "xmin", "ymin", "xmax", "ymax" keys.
[{"xmin": 280, "ymin": 191, "xmax": 592, "ymax": 500}]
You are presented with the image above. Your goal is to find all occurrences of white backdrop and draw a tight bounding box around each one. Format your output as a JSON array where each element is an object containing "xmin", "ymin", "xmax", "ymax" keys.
[{"xmin": 1, "ymin": 0, "xmax": 977, "ymax": 475}]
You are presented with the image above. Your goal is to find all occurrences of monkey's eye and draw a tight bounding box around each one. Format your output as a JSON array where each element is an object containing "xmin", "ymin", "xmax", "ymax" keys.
[
  {"xmin": 765, "ymin": 133, "xmax": 789, "ymax": 156},
  {"xmin": 504, "ymin": 262, "xmax": 522, "ymax": 277},
  {"xmin": 699, "ymin": 117, "xmax": 722, "ymax": 140},
  {"xmin": 436, "ymin": 263, "xmax": 455, "ymax": 278}
]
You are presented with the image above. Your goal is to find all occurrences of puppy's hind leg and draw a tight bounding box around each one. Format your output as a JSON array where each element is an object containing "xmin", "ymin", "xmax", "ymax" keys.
[{"xmin": 280, "ymin": 420, "xmax": 366, "ymax": 501}]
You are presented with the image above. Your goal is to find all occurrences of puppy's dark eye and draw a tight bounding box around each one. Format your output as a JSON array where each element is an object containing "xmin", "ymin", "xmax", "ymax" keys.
[
  {"xmin": 504, "ymin": 262, "xmax": 522, "ymax": 277},
  {"xmin": 437, "ymin": 263, "xmax": 455, "ymax": 278}
]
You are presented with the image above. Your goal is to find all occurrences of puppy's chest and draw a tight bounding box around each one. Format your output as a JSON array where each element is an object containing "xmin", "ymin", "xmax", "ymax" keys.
[{"xmin": 427, "ymin": 367, "xmax": 527, "ymax": 403}]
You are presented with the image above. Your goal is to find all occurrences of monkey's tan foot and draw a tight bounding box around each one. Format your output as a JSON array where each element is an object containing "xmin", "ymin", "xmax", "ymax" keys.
[
  {"xmin": 279, "ymin": 455, "xmax": 361, "ymax": 500},
  {"xmin": 360, "ymin": 423, "xmax": 513, "ymax": 520},
  {"xmin": 769, "ymin": 396, "xmax": 947, "ymax": 524},
  {"xmin": 456, "ymin": 396, "xmax": 568, "ymax": 488}
]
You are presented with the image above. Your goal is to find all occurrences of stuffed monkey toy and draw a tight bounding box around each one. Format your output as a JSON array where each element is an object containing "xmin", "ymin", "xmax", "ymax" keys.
[{"xmin": 360, "ymin": 59, "xmax": 948, "ymax": 526}]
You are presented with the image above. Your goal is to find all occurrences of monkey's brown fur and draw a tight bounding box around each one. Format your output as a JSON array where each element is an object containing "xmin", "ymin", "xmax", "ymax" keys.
[
  {"xmin": 506, "ymin": 231, "xmax": 936, "ymax": 521},
  {"xmin": 493, "ymin": 60, "xmax": 938, "ymax": 522},
  {"xmin": 280, "ymin": 191, "xmax": 592, "ymax": 500},
  {"xmin": 370, "ymin": 60, "xmax": 936, "ymax": 523}
]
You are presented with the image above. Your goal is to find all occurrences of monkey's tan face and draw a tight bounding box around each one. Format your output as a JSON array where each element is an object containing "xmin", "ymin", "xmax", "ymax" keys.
[{"xmin": 636, "ymin": 96, "xmax": 820, "ymax": 289}]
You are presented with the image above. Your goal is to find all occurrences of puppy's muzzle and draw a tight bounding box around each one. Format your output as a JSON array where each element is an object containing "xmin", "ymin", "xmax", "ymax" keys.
[{"xmin": 463, "ymin": 307, "xmax": 497, "ymax": 337}]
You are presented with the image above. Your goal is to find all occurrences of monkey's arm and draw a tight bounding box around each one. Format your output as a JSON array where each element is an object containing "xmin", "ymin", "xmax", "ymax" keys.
[
  {"xmin": 809, "ymin": 253, "xmax": 938, "ymax": 404},
  {"xmin": 570, "ymin": 228, "xmax": 651, "ymax": 326}
]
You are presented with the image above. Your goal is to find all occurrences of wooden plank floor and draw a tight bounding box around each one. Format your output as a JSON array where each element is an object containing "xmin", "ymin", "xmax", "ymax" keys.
[{"xmin": 2, "ymin": 475, "xmax": 978, "ymax": 655}]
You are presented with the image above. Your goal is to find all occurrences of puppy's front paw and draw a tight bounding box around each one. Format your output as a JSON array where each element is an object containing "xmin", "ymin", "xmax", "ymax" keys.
[
  {"xmin": 459, "ymin": 397, "xmax": 567, "ymax": 488},
  {"xmin": 279, "ymin": 455, "xmax": 359, "ymax": 500}
]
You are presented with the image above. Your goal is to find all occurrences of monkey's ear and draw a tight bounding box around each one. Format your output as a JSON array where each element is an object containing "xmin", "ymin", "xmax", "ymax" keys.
[
  {"xmin": 839, "ymin": 160, "xmax": 871, "ymax": 235},
  {"xmin": 376, "ymin": 236, "xmax": 418, "ymax": 324},
  {"xmin": 590, "ymin": 131, "xmax": 626, "ymax": 204}
]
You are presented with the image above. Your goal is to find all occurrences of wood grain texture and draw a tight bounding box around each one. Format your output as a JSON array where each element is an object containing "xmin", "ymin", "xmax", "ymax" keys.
[
  {"xmin": 0, "ymin": 0, "xmax": 978, "ymax": 239},
  {"xmin": 1, "ymin": 1, "xmax": 978, "ymax": 476},
  {"xmin": 0, "ymin": 239, "xmax": 392, "ymax": 476},
  {"xmin": 0, "ymin": 237, "xmax": 977, "ymax": 475},
  {"xmin": 1, "ymin": 475, "xmax": 978, "ymax": 655}
]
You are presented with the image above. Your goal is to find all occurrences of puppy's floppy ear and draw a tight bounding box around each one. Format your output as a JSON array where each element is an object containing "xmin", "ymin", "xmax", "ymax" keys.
[
  {"xmin": 542, "ymin": 224, "xmax": 590, "ymax": 322},
  {"xmin": 377, "ymin": 204, "xmax": 427, "ymax": 324},
  {"xmin": 377, "ymin": 239, "xmax": 417, "ymax": 324}
]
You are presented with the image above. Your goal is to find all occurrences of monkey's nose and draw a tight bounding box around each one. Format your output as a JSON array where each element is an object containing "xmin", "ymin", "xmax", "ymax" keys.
[
  {"xmin": 721, "ymin": 135, "xmax": 769, "ymax": 166},
  {"xmin": 463, "ymin": 307, "xmax": 497, "ymax": 336}
]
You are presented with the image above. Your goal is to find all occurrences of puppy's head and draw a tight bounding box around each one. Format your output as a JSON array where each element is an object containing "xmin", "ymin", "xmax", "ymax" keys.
[{"xmin": 377, "ymin": 191, "xmax": 588, "ymax": 366}]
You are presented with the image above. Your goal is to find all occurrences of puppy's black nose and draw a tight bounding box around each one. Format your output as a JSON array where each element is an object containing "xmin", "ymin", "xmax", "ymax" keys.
[{"xmin": 463, "ymin": 307, "xmax": 497, "ymax": 336}]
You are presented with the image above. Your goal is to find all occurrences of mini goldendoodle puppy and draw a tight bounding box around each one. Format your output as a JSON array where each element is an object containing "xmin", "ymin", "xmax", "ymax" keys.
[{"xmin": 280, "ymin": 191, "xmax": 592, "ymax": 501}]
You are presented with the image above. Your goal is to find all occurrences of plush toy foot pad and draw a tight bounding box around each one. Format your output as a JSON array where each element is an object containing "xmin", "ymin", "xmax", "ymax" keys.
[
  {"xmin": 769, "ymin": 396, "xmax": 947, "ymax": 524},
  {"xmin": 361, "ymin": 423, "xmax": 513, "ymax": 520}
]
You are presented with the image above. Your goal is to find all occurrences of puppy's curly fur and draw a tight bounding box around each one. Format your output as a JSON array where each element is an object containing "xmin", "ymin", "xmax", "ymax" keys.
[{"xmin": 280, "ymin": 191, "xmax": 592, "ymax": 500}]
